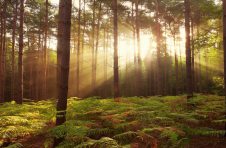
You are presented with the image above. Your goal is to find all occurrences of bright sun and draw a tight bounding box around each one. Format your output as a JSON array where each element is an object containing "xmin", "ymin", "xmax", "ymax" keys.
[{"xmin": 119, "ymin": 32, "xmax": 155, "ymax": 62}]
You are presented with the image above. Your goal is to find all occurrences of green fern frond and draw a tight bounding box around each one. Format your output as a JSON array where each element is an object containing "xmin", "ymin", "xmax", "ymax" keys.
[
  {"xmin": 5, "ymin": 143, "xmax": 23, "ymax": 148},
  {"xmin": 113, "ymin": 131, "xmax": 138, "ymax": 145},
  {"xmin": 87, "ymin": 128, "xmax": 114, "ymax": 139}
]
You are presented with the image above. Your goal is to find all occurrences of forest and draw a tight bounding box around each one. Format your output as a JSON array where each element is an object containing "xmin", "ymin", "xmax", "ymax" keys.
[{"xmin": 0, "ymin": 0, "xmax": 226, "ymax": 147}]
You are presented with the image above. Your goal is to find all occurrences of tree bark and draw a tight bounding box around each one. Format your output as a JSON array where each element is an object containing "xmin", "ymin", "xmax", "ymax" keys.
[
  {"xmin": 155, "ymin": 0, "xmax": 163, "ymax": 95},
  {"xmin": 55, "ymin": 0, "xmax": 72, "ymax": 146},
  {"xmin": 191, "ymin": 18, "xmax": 195, "ymax": 92},
  {"xmin": 17, "ymin": 0, "xmax": 25, "ymax": 104},
  {"xmin": 135, "ymin": 0, "xmax": 141, "ymax": 63},
  {"xmin": 0, "ymin": 1, "xmax": 7, "ymax": 103},
  {"xmin": 92, "ymin": 0, "xmax": 96, "ymax": 93},
  {"xmin": 11, "ymin": 0, "xmax": 18, "ymax": 100},
  {"xmin": 0, "ymin": 2, "xmax": 2, "ymax": 103},
  {"xmin": 174, "ymin": 35, "xmax": 178, "ymax": 95},
  {"xmin": 185, "ymin": 0, "xmax": 193, "ymax": 99},
  {"xmin": 43, "ymin": 0, "xmax": 49, "ymax": 99},
  {"xmin": 76, "ymin": 0, "xmax": 81, "ymax": 97},
  {"xmin": 56, "ymin": 0, "xmax": 72, "ymax": 125},
  {"xmin": 223, "ymin": 0, "xmax": 226, "ymax": 137},
  {"xmin": 113, "ymin": 0, "xmax": 119, "ymax": 99}
]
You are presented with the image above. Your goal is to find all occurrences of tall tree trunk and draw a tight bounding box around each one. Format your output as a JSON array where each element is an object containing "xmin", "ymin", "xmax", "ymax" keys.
[
  {"xmin": 76, "ymin": 0, "xmax": 81, "ymax": 97},
  {"xmin": 55, "ymin": 0, "xmax": 72, "ymax": 145},
  {"xmin": 185, "ymin": 0, "xmax": 193, "ymax": 99},
  {"xmin": 11, "ymin": 0, "xmax": 18, "ymax": 100},
  {"xmin": 135, "ymin": 0, "xmax": 141, "ymax": 63},
  {"xmin": 91, "ymin": 0, "xmax": 96, "ymax": 93},
  {"xmin": 0, "ymin": 2, "xmax": 2, "ymax": 103},
  {"xmin": 132, "ymin": 2, "xmax": 136, "ymax": 63},
  {"xmin": 81, "ymin": 0, "xmax": 86, "ymax": 73},
  {"xmin": 135, "ymin": 0, "xmax": 141, "ymax": 64},
  {"xmin": 155, "ymin": 0, "xmax": 163, "ymax": 95},
  {"xmin": 0, "ymin": 1, "xmax": 6, "ymax": 102},
  {"xmin": 223, "ymin": 0, "xmax": 226, "ymax": 137},
  {"xmin": 43, "ymin": 0, "xmax": 48, "ymax": 99},
  {"xmin": 103, "ymin": 26, "xmax": 107, "ymax": 96},
  {"xmin": 135, "ymin": 0, "xmax": 142, "ymax": 95},
  {"xmin": 113, "ymin": 0, "xmax": 119, "ymax": 99},
  {"xmin": 191, "ymin": 18, "xmax": 195, "ymax": 92},
  {"xmin": 17, "ymin": 0, "xmax": 24, "ymax": 104},
  {"xmin": 174, "ymin": 35, "xmax": 179, "ymax": 95},
  {"xmin": 93, "ymin": 2, "xmax": 102, "ymax": 95}
]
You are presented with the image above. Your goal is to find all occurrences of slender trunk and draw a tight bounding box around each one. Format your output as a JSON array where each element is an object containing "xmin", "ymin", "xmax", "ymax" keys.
[
  {"xmin": 104, "ymin": 27, "xmax": 107, "ymax": 83},
  {"xmin": 81, "ymin": 0, "xmax": 86, "ymax": 73},
  {"xmin": 185, "ymin": 0, "xmax": 193, "ymax": 99},
  {"xmin": 92, "ymin": 0, "xmax": 96, "ymax": 93},
  {"xmin": 135, "ymin": 0, "xmax": 142, "ymax": 95},
  {"xmin": 0, "ymin": 1, "xmax": 6, "ymax": 102},
  {"xmin": 11, "ymin": 0, "xmax": 18, "ymax": 100},
  {"xmin": 17, "ymin": 0, "xmax": 24, "ymax": 104},
  {"xmin": 27, "ymin": 36, "xmax": 32, "ymax": 99},
  {"xmin": 76, "ymin": 0, "xmax": 81, "ymax": 97},
  {"xmin": 132, "ymin": 2, "xmax": 136, "ymax": 63},
  {"xmin": 0, "ymin": 3, "xmax": 3, "ymax": 102},
  {"xmin": 191, "ymin": 18, "xmax": 195, "ymax": 92},
  {"xmin": 155, "ymin": 0, "xmax": 162, "ymax": 95},
  {"xmin": 94, "ymin": 2, "xmax": 102, "ymax": 95},
  {"xmin": 113, "ymin": 0, "xmax": 119, "ymax": 99},
  {"xmin": 135, "ymin": 0, "xmax": 141, "ymax": 63},
  {"xmin": 197, "ymin": 22, "xmax": 201, "ymax": 92},
  {"xmin": 174, "ymin": 35, "xmax": 179, "ymax": 95},
  {"xmin": 43, "ymin": 0, "xmax": 48, "ymax": 99},
  {"xmin": 223, "ymin": 0, "xmax": 226, "ymax": 137}
]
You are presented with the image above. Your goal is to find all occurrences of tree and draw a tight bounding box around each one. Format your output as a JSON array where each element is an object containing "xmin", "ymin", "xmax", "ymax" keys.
[
  {"xmin": 223, "ymin": 0, "xmax": 226, "ymax": 137},
  {"xmin": 135, "ymin": 0, "xmax": 141, "ymax": 63},
  {"xmin": 43, "ymin": 0, "xmax": 48, "ymax": 99},
  {"xmin": 92, "ymin": 0, "xmax": 96, "ymax": 93},
  {"xmin": 17, "ymin": 0, "xmax": 25, "ymax": 104},
  {"xmin": 113, "ymin": 0, "xmax": 119, "ymax": 99},
  {"xmin": 11, "ymin": 0, "xmax": 19, "ymax": 100},
  {"xmin": 55, "ymin": 0, "xmax": 72, "ymax": 126},
  {"xmin": 185, "ymin": 0, "xmax": 193, "ymax": 99},
  {"xmin": 76, "ymin": 0, "xmax": 81, "ymax": 97},
  {"xmin": 0, "ymin": 1, "xmax": 7, "ymax": 103}
]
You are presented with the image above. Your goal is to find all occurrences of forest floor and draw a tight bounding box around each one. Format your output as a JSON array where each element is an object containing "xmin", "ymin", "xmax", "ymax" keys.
[{"xmin": 0, "ymin": 95, "xmax": 226, "ymax": 148}]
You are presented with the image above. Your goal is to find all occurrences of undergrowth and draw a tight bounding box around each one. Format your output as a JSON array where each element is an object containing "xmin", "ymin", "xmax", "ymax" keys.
[{"xmin": 1, "ymin": 94, "xmax": 225, "ymax": 147}]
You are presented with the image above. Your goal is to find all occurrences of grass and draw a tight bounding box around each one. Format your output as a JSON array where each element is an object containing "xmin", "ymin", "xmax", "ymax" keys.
[{"xmin": 0, "ymin": 94, "xmax": 225, "ymax": 147}]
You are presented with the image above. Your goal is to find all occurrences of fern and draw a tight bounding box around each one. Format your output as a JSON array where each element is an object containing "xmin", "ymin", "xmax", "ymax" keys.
[
  {"xmin": 75, "ymin": 137, "xmax": 121, "ymax": 148},
  {"xmin": 113, "ymin": 131, "xmax": 138, "ymax": 145},
  {"xmin": 50, "ymin": 121, "xmax": 88, "ymax": 138},
  {"xmin": 160, "ymin": 129, "xmax": 179, "ymax": 145},
  {"xmin": 151, "ymin": 117, "xmax": 175, "ymax": 126},
  {"xmin": 5, "ymin": 143, "xmax": 23, "ymax": 148},
  {"xmin": 183, "ymin": 127, "xmax": 225, "ymax": 137},
  {"xmin": 92, "ymin": 137, "xmax": 121, "ymax": 148},
  {"xmin": 87, "ymin": 128, "xmax": 114, "ymax": 139}
]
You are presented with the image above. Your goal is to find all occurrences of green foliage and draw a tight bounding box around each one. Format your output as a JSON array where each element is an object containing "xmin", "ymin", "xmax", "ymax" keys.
[
  {"xmin": 5, "ymin": 143, "xmax": 23, "ymax": 148},
  {"xmin": 50, "ymin": 122, "xmax": 88, "ymax": 138},
  {"xmin": 0, "ymin": 101, "xmax": 55, "ymax": 139},
  {"xmin": 160, "ymin": 129, "xmax": 179, "ymax": 145},
  {"xmin": 183, "ymin": 127, "xmax": 225, "ymax": 137},
  {"xmin": 74, "ymin": 137, "xmax": 121, "ymax": 148},
  {"xmin": 113, "ymin": 131, "xmax": 138, "ymax": 145},
  {"xmin": 87, "ymin": 128, "xmax": 114, "ymax": 139},
  {"xmin": 1, "ymin": 95, "xmax": 225, "ymax": 147},
  {"xmin": 212, "ymin": 76, "xmax": 224, "ymax": 95}
]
